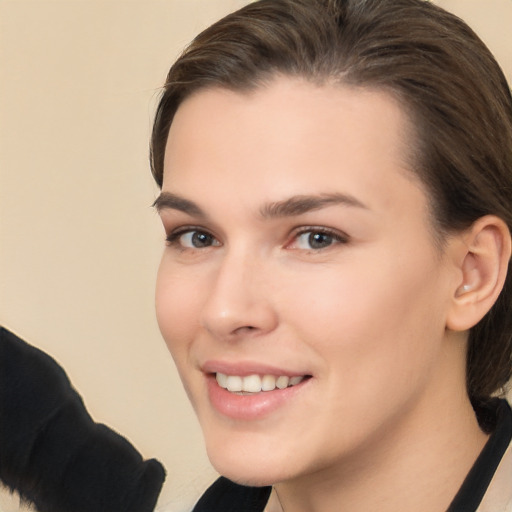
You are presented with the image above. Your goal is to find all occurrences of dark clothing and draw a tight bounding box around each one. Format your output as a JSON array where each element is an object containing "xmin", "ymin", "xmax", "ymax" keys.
[{"xmin": 0, "ymin": 326, "xmax": 166, "ymax": 512}]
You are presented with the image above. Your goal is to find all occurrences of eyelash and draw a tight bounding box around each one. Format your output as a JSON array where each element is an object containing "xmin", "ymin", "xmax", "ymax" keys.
[
  {"xmin": 165, "ymin": 226, "xmax": 218, "ymax": 250},
  {"xmin": 290, "ymin": 226, "xmax": 349, "ymax": 250},
  {"xmin": 165, "ymin": 226, "xmax": 349, "ymax": 251}
]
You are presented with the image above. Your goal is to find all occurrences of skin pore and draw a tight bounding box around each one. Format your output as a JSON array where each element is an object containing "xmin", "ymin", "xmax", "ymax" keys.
[{"xmin": 155, "ymin": 77, "xmax": 491, "ymax": 512}]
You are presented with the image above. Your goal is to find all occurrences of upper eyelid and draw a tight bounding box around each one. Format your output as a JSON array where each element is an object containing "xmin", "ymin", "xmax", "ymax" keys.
[
  {"xmin": 167, "ymin": 224, "xmax": 348, "ymax": 237},
  {"xmin": 168, "ymin": 225, "xmax": 210, "ymax": 234},
  {"xmin": 165, "ymin": 227, "xmax": 221, "ymax": 252},
  {"xmin": 290, "ymin": 225, "xmax": 349, "ymax": 240},
  {"xmin": 286, "ymin": 226, "xmax": 350, "ymax": 250},
  {"xmin": 166, "ymin": 225, "xmax": 218, "ymax": 239},
  {"xmin": 163, "ymin": 224, "xmax": 349, "ymax": 248},
  {"xmin": 160, "ymin": 211, "xmax": 221, "ymax": 235}
]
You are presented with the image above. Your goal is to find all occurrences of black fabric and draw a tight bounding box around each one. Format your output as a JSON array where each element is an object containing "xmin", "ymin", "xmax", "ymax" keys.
[
  {"xmin": 193, "ymin": 477, "xmax": 271, "ymax": 512},
  {"xmin": 0, "ymin": 326, "xmax": 166, "ymax": 512},
  {"xmin": 193, "ymin": 399, "xmax": 512, "ymax": 512},
  {"xmin": 448, "ymin": 398, "xmax": 512, "ymax": 512}
]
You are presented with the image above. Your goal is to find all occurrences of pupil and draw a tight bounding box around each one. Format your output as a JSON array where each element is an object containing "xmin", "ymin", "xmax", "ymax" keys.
[
  {"xmin": 309, "ymin": 232, "xmax": 332, "ymax": 249},
  {"xmin": 192, "ymin": 232, "xmax": 211, "ymax": 247}
]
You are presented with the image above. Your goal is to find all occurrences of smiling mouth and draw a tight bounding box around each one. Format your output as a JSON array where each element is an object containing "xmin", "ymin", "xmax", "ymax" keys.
[{"xmin": 215, "ymin": 373, "xmax": 310, "ymax": 394}]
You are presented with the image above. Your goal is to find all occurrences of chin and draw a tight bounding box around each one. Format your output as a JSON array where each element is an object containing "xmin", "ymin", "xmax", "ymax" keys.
[
  {"xmin": 213, "ymin": 465, "xmax": 279, "ymax": 488},
  {"xmin": 205, "ymin": 442, "xmax": 289, "ymax": 487}
]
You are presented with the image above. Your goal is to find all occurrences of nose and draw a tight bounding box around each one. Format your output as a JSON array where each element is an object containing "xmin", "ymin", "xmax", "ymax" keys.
[{"xmin": 200, "ymin": 250, "xmax": 278, "ymax": 340}]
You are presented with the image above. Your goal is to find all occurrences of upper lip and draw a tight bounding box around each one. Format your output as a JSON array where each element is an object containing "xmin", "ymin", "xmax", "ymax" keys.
[{"xmin": 201, "ymin": 359, "xmax": 311, "ymax": 377}]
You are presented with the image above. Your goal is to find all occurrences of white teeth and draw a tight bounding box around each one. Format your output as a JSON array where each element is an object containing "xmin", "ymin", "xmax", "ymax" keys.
[
  {"xmin": 215, "ymin": 373, "xmax": 305, "ymax": 393},
  {"xmin": 276, "ymin": 376, "xmax": 289, "ymax": 389},
  {"xmin": 261, "ymin": 374, "xmax": 276, "ymax": 391},
  {"xmin": 216, "ymin": 372, "xmax": 228, "ymax": 388},
  {"xmin": 226, "ymin": 375, "xmax": 243, "ymax": 392},
  {"xmin": 243, "ymin": 374, "xmax": 263, "ymax": 393}
]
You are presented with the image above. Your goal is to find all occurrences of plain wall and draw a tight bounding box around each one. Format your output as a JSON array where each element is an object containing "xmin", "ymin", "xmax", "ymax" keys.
[{"xmin": 0, "ymin": 1, "xmax": 510, "ymax": 511}]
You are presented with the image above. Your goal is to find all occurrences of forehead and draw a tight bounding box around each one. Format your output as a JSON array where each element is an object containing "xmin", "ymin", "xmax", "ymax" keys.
[{"xmin": 162, "ymin": 77, "xmax": 426, "ymax": 219}]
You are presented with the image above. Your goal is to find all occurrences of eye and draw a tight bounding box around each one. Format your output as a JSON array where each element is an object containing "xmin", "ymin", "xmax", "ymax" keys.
[
  {"xmin": 166, "ymin": 229, "xmax": 220, "ymax": 249},
  {"xmin": 290, "ymin": 228, "xmax": 348, "ymax": 250}
]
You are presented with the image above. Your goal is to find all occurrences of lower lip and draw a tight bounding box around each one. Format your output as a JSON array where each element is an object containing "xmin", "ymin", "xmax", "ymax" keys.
[{"xmin": 206, "ymin": 374, "xmax": 310, "ymax": 421}]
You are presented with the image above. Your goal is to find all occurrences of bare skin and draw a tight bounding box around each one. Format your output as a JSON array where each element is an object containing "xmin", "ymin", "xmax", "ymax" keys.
[{"xmin": 155, "ymin": 77, "xmax": 504, "ymax": 512}]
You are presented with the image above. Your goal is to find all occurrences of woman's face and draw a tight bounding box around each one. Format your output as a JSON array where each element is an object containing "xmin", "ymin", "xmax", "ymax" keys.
[{"xmin": 155, "ymin": 78, "xmax": 462, "ymax": 486}]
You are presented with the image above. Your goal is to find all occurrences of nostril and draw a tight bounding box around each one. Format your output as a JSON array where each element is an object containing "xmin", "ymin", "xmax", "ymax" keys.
[{"xmin": 233, "ymin": 325, "xmax": 257, "ymax": 335}]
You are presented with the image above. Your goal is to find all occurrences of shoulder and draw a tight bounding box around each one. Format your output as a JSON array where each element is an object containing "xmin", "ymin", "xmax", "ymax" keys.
[
  {"xmin": 451, "ymin": 399, "xmax": 512, "ymax": 512},
  {"xmin": 476, "ymin": 399, "xmax": 512, "ymax": 511},
  {"xmin": 192, "ymin": 477, "xmax": 271, "ymax": 512}
]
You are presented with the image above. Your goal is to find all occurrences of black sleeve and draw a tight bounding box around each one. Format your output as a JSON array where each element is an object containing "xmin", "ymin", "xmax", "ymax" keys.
[{"xmin": 0, "ymin": 326, "xmax": 166, "ymax": 512}]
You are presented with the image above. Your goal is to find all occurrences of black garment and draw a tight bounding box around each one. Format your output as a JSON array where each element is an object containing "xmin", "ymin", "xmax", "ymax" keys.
[
  {"xmin": 0, "ymin": 326, "xmax": 166, "ymax": 512},
  {"xmin": 194, "ymin": 478, "xmax": 271, "ymax": 512},
  {"xmin": 193, "ymin": 399, "xmax": 512, "ymax": 512},
  {"xmin": 449, "ymin": 398, "xmax": 512, "ymax": 512}
]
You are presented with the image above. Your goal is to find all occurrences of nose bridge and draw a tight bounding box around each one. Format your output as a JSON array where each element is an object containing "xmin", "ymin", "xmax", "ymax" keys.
[{"xmin": 200, "ymin": 244, "xmax": 277, "ymax": 338}]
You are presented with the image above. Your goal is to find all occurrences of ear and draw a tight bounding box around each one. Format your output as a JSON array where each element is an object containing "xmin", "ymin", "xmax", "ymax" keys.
[{"xmin": 446, "ymin": 215, "xmax": 511, "ymax": 332}]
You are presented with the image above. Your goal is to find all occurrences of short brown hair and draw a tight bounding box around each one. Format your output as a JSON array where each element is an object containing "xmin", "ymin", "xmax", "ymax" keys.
[{"xmin": 150, "ymin": 0, "xmax": 512, "ymax": 403}]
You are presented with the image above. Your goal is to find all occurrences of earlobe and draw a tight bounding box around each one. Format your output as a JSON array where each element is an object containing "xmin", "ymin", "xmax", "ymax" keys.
[{"xmin": 446, "ymin": 215, "xmax": 511, "ymax": 332}]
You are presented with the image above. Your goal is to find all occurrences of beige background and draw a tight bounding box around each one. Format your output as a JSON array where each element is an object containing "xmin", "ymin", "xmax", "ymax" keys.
[{"xmin": 0, "ymin": 1, "xmax": 510, "ymax": 511}]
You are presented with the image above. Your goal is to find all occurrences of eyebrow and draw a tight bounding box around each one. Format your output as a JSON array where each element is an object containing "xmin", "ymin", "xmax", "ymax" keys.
[
  {"xmin": 259, "ymin": 193, "xmax": 368, "ymax": 218},
  {"xmin": 152, "ymin": 191, "xmax": 368, "ymax": 218},
  {"xmin": 153, "ymin": 192, "xmax": 207, "ymax": 217}
]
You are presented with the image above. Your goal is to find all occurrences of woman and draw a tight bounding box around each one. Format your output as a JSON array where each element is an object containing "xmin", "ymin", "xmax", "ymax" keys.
[{"xmin": 151, "ymin": 0, "xmax": 512, "ymax": 510}]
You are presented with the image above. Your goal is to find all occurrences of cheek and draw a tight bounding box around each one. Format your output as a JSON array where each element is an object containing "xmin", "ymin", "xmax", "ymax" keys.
[
  {"xmin": 282, "ymin": 247, "xmax": 447, "ymax": 386},
  {"xmin": 155, "ymin": 259, "xmax": 202, "ymax": 361}
]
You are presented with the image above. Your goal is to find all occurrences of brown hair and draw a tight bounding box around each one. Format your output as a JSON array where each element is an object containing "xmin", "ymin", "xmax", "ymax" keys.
[{"xmin": 150, "ymin": 0, "xmax": 512, "ymax": 403}]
